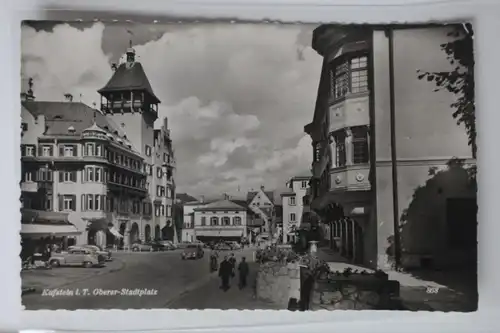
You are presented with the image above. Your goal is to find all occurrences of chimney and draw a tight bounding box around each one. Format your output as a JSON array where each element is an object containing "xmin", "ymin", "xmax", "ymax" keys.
[
  {"xmin": 260, "ymin": 185, "xmax": 265, "ymax": 191},
  {"xmin": 163, "ymin": 117, "xmax": 169, "ymax": 131},
  {"xmin": 200, "ymin": 196, "xmax": 205, "ymax": 203},
  {"xmin": 64, "ymin": 93, "xmax": 73, "ymax": 102}
]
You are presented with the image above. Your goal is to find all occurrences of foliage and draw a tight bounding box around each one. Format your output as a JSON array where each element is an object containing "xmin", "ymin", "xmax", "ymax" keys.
[
  {"xmin": 256, "ymin": 246, "xmax": 299, "ymax": 264},
  {"xmin": 416, "ymin": 23, "xmax": 475, "ymax": 158}
]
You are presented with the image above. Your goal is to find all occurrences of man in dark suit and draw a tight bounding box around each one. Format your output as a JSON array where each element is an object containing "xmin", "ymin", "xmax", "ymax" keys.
[
  {"xmin": 238, "ymin": 256, "xmax": 249, "ymax": 289},
  {"xmin": 219, "ymin": 256, "xmax": 232, "ymax": 291}
]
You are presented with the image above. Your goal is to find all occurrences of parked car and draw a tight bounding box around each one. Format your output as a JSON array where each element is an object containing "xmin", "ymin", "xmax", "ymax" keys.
[
  {"xmin": 158, "ymin": 240, "xmax": 176, "ymax": 250},
  {"xmin": 77, "ymin": 245, "xmax": 112, "ymax": 261},
  {"xmin": 181, "ymin": 244, "xmax": 204, "ymax": 260},
  {"xmin": 147, "ymin": 241, "xmax": 169, "ymax": 252},
  {"xmin": 48, "ymin": 248, "xmax": 104, "ymax": 268},
  {"xmin": 214, "ymin": 242, "xmax": 232, "ymax": 251},
  {"xmin": 68, "ymin": 245, "xmax": 107, "ymax": 262},
  {"xmin": 131, "ymin": 242, "xmax": 153, "ymax": 252},
  {"xmin": 227, "ymin": 242, "xmax": 241, "ymax": 250}
]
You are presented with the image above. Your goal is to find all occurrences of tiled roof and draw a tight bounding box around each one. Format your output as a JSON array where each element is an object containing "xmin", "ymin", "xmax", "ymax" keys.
[
  {"xmin": 195, "ymin": 199, "xmax": 246, "ymax": 211},
  {"xmin": 22, "ymin": 101, "xmax": 140, "ymax": 154},
  {"xmin": 176, "ymin": 193, "xmax": 198, "ymax": 203},
  {"xmin": 246, "ymin": 191, "xmax": 274, "ymax": 204},
  {"xmin": 97, "ymin": 62, "xmax": 160, "ymax": 104}
]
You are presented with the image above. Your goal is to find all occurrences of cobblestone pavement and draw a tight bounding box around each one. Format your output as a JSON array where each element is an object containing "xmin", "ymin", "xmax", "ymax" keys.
[
  {"xmin": 22, "ymin": 250, "xmax": 213, "ymax": 310},
  {"xmin": 168, "ymin": 249, "xmax": 283, "ymax": 310}
]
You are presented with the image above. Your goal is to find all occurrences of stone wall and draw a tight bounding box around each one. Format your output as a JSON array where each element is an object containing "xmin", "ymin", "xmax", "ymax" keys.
[
  {"xmin": 256, "ymin": 261, "xmax": 300, "ymax": 308},
  {"xmin": 310, "ymin": 275, "xmax": 401, "ymax": 310}
]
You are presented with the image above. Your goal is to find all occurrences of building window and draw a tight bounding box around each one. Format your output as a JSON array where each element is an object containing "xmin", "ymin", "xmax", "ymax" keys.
[
  {"xmin": 94, "ymin": 195, "xmax": 101, "ymax": 211},
  {"xmin": 201, "ymin": 216, "xmax": 206, "ymax": 226},
  {"xmin": 87, "ymin": 194, "xmax": 94, "ymax": 210},
  {"xmin": 23, "ymin": 171, "xmax": 34, "ymax": 182},
  {"xmin": 59, "ymin": 195, "xmax": 76, "ymax": 211},
  {"xmin": 210, "ymin": 217, "xmax": 218, "ymax": 226},
  {"xmin": 145, "ymin": 145, "xmax": 152, "ymax": 156},
  {"xmin": 167, "ymin": 205, "xmax": 171, "ymax": 217},
  {"xmin": 301, "ymin": 181, "xmax": 307, "ymax": 188},
  {"xmin": 85, "ymin": 143, "xmax": 95, "ymax": 156},
  {"xmin": 161, "ymin": 205, "xmax": 165, "ymax": 216},
  {"xmin": 157, "ymin": 167, "xmax": 162, "ymax": 178},
  {"xmin": 22, "ymin": 122, "xmax": 28, "ymax": 131},
  {"xmin": 60, "ymin": 145, "xmax": 77, "ymax": 157},
  {"xmin": 329, "ymin": 54, "xmax": 368, "ymax": 101},
  {"xmin": 222, "ymin": 217, "xmax": 230, "ymax": 226},
  {"xmin": 314, "ymin": 142, "xmax": 322, "ymax": 162},
  {"xmin": 352, "ymin": 126, "xmax": 369, "ymax": 164},
  {"xmin": 96, "ymin": 145, "xmax": 103, "ymax": 156},
  {"xmin": 42, "ymin": 146, "xmax": 53, "ymax": 157},
  {"xmin": 155, "ymin": 205, "xmax": 161, "ymax": 217},
  {"xmin": 148, "ymin": 165, "xmax": 153, "ymax": 176},
  {"xmin": 38, "ymin": 168, "xmax": 53, "ymax": 181},
  {"xmin": 233, "ymin": 216, "xmax": 242, "ymax": 226},
  {"xmin": 26, "ymin": 146, "xmax": 35, "ymax": 156},
  {"xmin": 332, "ymin": 131, "xmax": 346, "ymax": 168},
  {"xmin": 59, "ymin": 170, "xmax": 76, "ymax": 183},
  {"xmin": 289, "ymin": 196, "xmax": 296, "ymax": 206},
  {"xmin": 95, "ymin": 168, "xmax": 102, "ymax": 182},
  {"xmin": 166, "ymin": 187, "xmax": 172, "ymax": 198},
  {"xmin": 163, "ymin": 153, "xmax": 167, "ymax": 162},
  {"xmin": 290, "ymin": 213, "xmax": 296, "ymax": 222}
]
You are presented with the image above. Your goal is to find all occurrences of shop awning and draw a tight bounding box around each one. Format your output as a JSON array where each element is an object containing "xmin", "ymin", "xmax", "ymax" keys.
[
  {"xmin": 196, "ymin": 229, "xmax": 244, "ymax": 238},
  {"xmin": 109, "ymin": 226, "xmax": 123, "ymax": 239},
  {"xmin": 21, "ymin": 223, "xmax": 81, "ymax": 237},
  {"xmin": 21, "ymin": 209, "xmax": 69, "ymax": 224}
]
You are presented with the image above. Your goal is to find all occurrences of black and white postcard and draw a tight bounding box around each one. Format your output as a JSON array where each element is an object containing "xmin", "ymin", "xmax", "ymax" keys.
[{"xmin": 19, "ymin": 21, "xmax": 477, "ymax": 312}]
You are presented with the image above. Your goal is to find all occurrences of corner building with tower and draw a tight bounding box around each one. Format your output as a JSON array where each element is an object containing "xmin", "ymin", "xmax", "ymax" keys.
[{"xmin": 20, "ymin": 45, "xmax": 177, "ymax": 249}]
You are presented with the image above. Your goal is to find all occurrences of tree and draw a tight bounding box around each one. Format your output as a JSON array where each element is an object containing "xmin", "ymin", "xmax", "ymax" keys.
[{"xmin": 417, "ymin": 23, "xmax": 475, "ymax": 158}]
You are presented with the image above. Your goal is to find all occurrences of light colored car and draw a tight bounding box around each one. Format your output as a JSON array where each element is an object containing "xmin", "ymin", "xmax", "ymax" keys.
[
  {"xmin": 49, "ymin": 248, "xmax": 104, "ymax": 268},
  {"xmin": 70, "ymin": 245, "xmax": 112, "ymax": 261},
  {"xmin": 181, "ymin": 244, "xmax": 204, "ymax": 260},
  {"xmin": 131, "ymin": 242, "xmax": 153, "ymax": 252}
]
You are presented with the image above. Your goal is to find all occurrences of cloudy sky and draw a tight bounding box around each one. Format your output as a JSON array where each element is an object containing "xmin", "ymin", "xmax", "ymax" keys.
[{"xmin": 21, "ymin": 21, "xmax": 322, "ymax": 199}]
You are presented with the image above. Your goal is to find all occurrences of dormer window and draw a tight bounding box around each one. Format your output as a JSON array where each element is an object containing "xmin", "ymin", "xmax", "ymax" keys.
[
  {"xmin": 145, "ymin": 145, "xmax": 152, "ymax": 157},
  {"xmin": 68, "ymin": 126, "xmax": 75, "ymax": 133}
]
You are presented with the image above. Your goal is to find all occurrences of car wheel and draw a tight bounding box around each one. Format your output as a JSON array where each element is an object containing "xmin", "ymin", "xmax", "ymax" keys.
[
  {"xmin": 49, "ymin": 259, "xmax": 60, "ymax": 267},
  {"xmin": 83, "ymin": 261, "xmax": 93, "ymax": 268},
  {"xmin": 132, "ymin": 247, "xmax": 139, "ymax": 252}
]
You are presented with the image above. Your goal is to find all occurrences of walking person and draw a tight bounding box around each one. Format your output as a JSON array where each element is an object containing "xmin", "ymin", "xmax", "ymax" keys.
[
  {"xmin": 218, "ymin": 256, "xmax": 232, "ymax": 291},
  {"xmin": 237, "ymin": 257, "xmax": 249, "ymax": 289},
  {"xmin": 228, "ymin": 253, "xmax": 236, "ymax": 278}
]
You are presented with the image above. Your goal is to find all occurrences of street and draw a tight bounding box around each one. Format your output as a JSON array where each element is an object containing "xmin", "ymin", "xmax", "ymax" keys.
[{"xmin": 22, "ymin": 248, "xmax": 279, "ymax": 310}]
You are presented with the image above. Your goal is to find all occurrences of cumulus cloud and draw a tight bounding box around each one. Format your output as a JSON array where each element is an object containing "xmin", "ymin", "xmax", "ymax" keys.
[{"xmin": 21, "ymin": 22, "xmax": 321, "ymax": 197}]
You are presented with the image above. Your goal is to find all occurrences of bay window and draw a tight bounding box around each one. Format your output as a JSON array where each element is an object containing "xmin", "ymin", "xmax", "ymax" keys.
[
  {"xmin": 329, "ymin": 54, "xmax": 369, "ymax": 101},
  {"xmin": 352, "ymin": 126, "xmax": 369, "ymax": 164}
]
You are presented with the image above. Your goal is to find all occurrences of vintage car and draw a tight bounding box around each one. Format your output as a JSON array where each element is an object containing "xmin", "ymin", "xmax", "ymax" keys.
[
  {"xmin": 71, "ymin": 245, "xmax": 112, "ymax": 261},
  {"xmin": 48, "ymin": 248, "xmax": 104, "ymax": 268},
  {"xmin": 181, "ymin": 244, "xmax": 204, "ymax": 260},
  {"xmin": 131, "ymin": 242, "xmax": 153, "ymax": 252}
]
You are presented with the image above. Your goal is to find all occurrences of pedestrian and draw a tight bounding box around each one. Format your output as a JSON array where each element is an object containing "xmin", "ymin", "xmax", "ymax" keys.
[
  {"xmin": 218, "ymin": 256, "xmax": 232, "ymax": 291},
  {"xmin": 228, "ymin": 253, "xmax": 236, "ymax": 278},
  {"xmin": 210, "ymin": 251, "xmax": 218, "ymax": 272},
  {"xmin": 237, "ymin": 256, "xmax": 249, "ymax": 289}
]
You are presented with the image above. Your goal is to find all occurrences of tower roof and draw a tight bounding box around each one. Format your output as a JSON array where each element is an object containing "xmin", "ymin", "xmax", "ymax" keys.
[{"xmin": 97, "ymin": 62, "xmax": 161, "ymax": 104}]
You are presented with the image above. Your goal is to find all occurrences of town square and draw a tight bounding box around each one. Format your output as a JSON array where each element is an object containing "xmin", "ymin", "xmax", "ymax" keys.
[{"xmin": 20, "ymin": 21, "xmax": 477, "ymax": 311}]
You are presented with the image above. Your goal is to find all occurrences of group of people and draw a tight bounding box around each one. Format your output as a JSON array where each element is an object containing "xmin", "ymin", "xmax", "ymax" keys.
[{"xmin": 211, "ymin": 252, "xmax": 250, "ymax": 291}]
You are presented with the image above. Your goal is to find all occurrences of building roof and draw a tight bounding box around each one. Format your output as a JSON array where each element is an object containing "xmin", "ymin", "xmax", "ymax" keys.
[
  {"xmin": 195, "ymin": 199, "xmax": 246, "ymax": 211},
  {"xmin": 176, "ymin": 193, "xmax": 198, "ymax": 204},
  {"xmin": 97, "ymin": 62, "xmax": 160, "ymax": 103},
  {"xmin": 22, "ymin": 101, "xmax": 140, "ymax": 154},
  {"xmin": 246, "ymin": 190, "xmax": 274, "ymax": 204}
]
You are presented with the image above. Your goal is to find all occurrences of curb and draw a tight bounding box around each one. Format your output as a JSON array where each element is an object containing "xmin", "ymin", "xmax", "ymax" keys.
[
  {"xmin": 163, "ymin": 271, "xmax": 218, "ymax": 307},
  {"xmin": 23, "ymin": 258, "xmax": 127, "ymax": 292}
]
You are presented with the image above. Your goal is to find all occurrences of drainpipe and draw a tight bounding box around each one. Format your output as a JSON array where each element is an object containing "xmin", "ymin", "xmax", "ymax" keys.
[{"xmin": 387, "ymin": 26, "xmax": 401, "ymax": 270}]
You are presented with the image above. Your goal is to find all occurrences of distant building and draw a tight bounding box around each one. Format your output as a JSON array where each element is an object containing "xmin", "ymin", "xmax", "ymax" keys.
[
  {"xmin": 304, "ymin": 25, "xmax": 476, "ymax": 270},
  {"xmin": 246, "ymin": 186, "xmax": 275, "ymax": 241},
  {"xmin": 174, "ymin": 193, "xmax": 199, "ymax": 242},
  {"xmin": 193, "ymin": 199, "xmax": 247, "ymax": 243},
  {"xmin": 20, "ymin": 44, "xmax": 177, "ymax": 248},
  {"xmin": 281, "ymin": 176, "xmax": 310, "ymax": 244}
]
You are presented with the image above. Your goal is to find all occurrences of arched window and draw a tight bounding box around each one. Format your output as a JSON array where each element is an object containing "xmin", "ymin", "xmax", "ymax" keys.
[
  {"xmin": 233, "ymin": 216, "xmax": 242, "ymax": 226},
  {"xmin": 222, "ymin": 217, "xmax": 230, "ymax": 226},
  {"xmin": 210, "ymin": 217, "xmax": 219, "ymax": 226}
]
